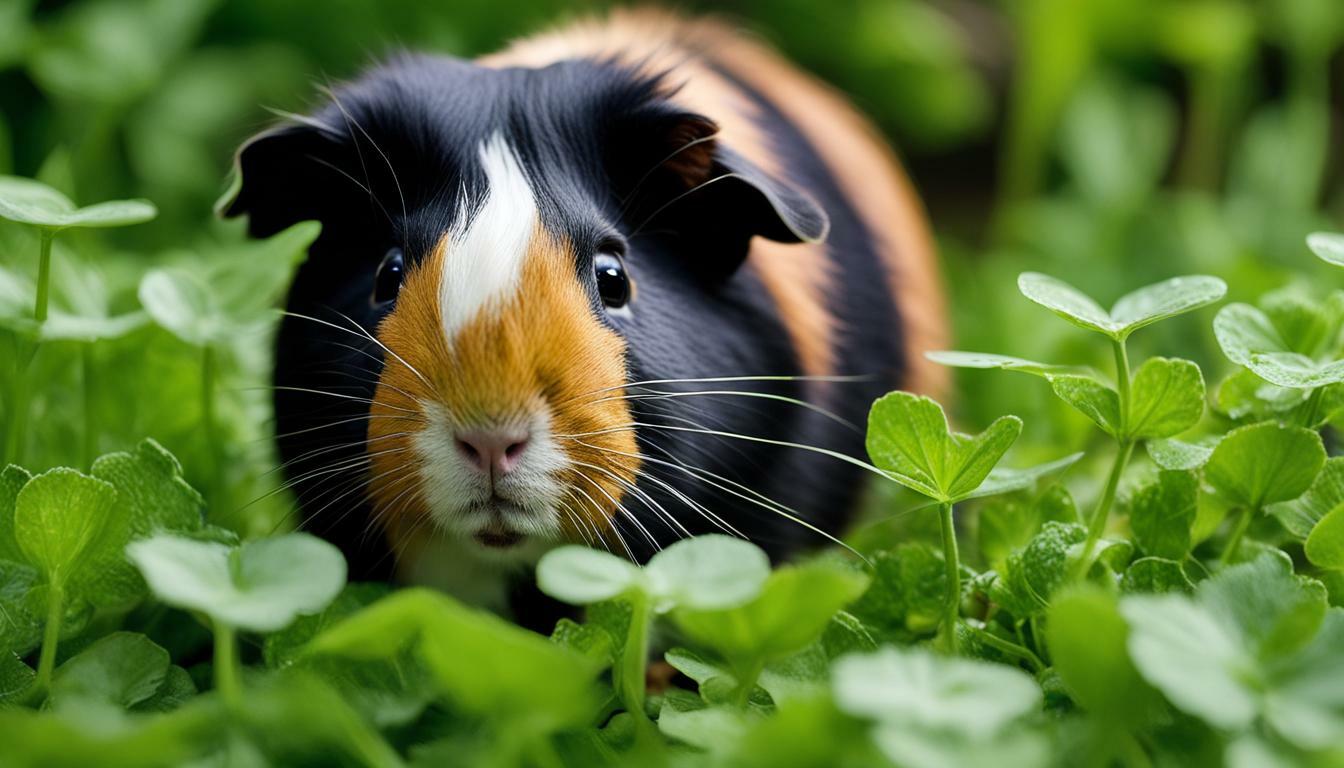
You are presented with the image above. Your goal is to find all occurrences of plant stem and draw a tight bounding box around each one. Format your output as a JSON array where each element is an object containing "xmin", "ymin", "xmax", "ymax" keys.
[
  {"xmin": 201, "ymin": 344, "xmax": 221, "ymax": 507},
  {"xmin": 1074, "ymin": 440, "xmax": 1135, "ymax": 581},
  {"xmin": 732, "ymin": 659, "xmax": 766, "ymax": 709},
  {"xmin": 213, "ymin": 620, "xmax": 243, "ymax": 710},
  {"xmin": 618, "ymin": 592, "xmax": 651, "ymax": 721},
  {"xmin": 34, "ymin": 231, "xmax": 53, "ymax": 324},
  {"xmin": 1112, "ymin": 337, "xmax": 1131, "ymax": 431},
  {"xmin": 30, "ymin": 581, "xmax": 64, "ymax": 703},
  {"xmin": 938, "ymin": 501, "xmax": 960, "ymax": 654},
  {"xmin": 969, "ymin": 625, "xmax": 1045, "ymax": 673},
  {"xmin": 1302, "ymin": 386, "xmax": 1325, "ymax": 428},
  {"xmin": 1220, "ymin": 507, "xmax": 1254, "ymax": 566},
  {"xmin": 81, "ymin": 344, "xmax": 94, "ymax": 468}
]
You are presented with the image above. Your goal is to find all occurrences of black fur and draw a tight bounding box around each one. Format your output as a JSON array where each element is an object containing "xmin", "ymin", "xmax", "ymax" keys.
[{"xmin": 225, "ymin": 52, "xmax": 905, "ymax": 581}]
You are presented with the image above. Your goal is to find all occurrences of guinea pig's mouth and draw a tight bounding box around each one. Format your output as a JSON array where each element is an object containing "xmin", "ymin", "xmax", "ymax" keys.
[{"xmin": 473, "ymin": 524, "xmax": 524, "ymax": 549}]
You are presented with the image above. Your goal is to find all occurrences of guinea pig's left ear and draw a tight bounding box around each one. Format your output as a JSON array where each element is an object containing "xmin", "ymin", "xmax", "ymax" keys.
[
  {"xmin": 609, "ymin": 106, "xmax": 829, "ymax": 260},
  {"xmin": 217, "ymin": 120, "xmax": 346, "ymax": 238}
]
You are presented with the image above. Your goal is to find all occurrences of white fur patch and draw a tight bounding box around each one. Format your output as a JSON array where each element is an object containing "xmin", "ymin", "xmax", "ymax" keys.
[{"xmin": 438, "ymin": 133, "xmax": 538, "ymax": 342}]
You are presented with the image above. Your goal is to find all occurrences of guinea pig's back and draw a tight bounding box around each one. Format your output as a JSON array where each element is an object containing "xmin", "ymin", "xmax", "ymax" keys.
[{"xmin": 485, "ymin": 9, "xmax": 947, "ymax": 397}]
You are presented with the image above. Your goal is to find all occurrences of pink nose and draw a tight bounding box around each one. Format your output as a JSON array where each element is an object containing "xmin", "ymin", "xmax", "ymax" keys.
[{"xmin": 455, "ymin": 428, "xmax": 530, "ymax": 477}]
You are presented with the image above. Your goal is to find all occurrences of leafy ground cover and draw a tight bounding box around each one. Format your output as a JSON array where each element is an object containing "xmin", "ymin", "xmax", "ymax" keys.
[{"xmin": 2, "ymin": 1, "xmax": 1344, "ymax": 766}]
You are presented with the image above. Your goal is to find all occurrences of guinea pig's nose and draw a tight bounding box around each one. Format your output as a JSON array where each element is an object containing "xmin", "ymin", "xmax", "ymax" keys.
[{"xmin": 455, "ymin": 428, "xmax": 530, "ymax": 477}]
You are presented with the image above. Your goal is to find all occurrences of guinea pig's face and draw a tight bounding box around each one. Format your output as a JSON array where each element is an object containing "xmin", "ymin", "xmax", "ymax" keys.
[
  {"xmin": 366, "ymin": 135, "xmax": 639, "ymax": 552},
  {"xmin": 225, "ymin": 57, "xmax": 826, "ymax": 563}
]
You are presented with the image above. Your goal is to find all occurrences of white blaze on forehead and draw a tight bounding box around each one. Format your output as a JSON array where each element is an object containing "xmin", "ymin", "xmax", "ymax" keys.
[{"xmin": 438, "ymin": 133, "xmax": 538, "ymax": 342}]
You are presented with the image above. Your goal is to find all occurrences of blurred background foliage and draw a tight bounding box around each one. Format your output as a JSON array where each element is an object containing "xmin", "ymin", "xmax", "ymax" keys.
[{"xmin": 0, "ymin": 0, "xmax": 1342, "ymax": 539}]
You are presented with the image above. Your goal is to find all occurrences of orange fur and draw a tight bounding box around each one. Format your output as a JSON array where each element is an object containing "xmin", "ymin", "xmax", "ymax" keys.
[{"xmin": 368, "ymin": 226, "xmax": 640, "ymax": 550}]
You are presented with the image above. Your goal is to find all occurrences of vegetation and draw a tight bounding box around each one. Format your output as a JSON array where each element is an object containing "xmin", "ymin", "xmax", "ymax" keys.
[{"xmin": 1, "ymin": 1, "xmax": 1343, "ymax": 766}]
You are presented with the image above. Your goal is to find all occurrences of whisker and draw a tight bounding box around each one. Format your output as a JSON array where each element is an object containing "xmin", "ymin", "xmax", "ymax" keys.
[{"xmin": 599, "ymin": 388, "xmax": 859, "ymax": 431}]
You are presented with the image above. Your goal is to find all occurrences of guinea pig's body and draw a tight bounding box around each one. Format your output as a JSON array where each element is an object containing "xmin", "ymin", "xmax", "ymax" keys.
[{"xmin": 225, "ymin": 11, "xmax": 944, "ymax": 614}]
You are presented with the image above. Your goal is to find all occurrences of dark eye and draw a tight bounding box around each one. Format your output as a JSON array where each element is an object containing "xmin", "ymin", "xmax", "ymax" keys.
[
  {"xmin": 373, "ymin": 247, "xmax": 404, "ymax": 305},
  {"xmin": 594, "ymin": 252, "xmax": 629, "ymax": 309}
]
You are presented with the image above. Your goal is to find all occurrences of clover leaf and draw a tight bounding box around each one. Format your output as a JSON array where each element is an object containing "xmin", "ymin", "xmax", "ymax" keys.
[
  {"xmin": 307, "ymin": 588, "xmax": 599, "ymax": 731},
  {"xmin": 1129, "ymin": 470, "xmax": 1198, "ymax": 560},
  {"xmin": 126, "ymin": 533, "xmax": 345, "ymax": 633},
  {"xmin": 1146, "ymin": 437, "xmax": 1216, "ymax": 470},
  {"xmin": 0, "ymin": 176, "xmax": 156, "ymax": 231},
  {"xmin": 1122, "ymin": 553, "xmax": 1335, "ymax": 745},
  {"xmin": 1215, "ymin": 299, "xmax": 1344, "ymax": 388},
  {"xmin": 1046, "ymin": 587, "xmax": 1161, "ymax": 731},
  {"xmin": 833, "ymin": 646, "xmax": 1041, "ymax": 739},
  {"xmin": 15, "ymin": 468, "xmax": 122, "ymax": 591},
  {"xmin": 866, "ymin": 391, "xmax": 1022, "ymax": 504},
  {"xmin": 1308, "ymin": 231, "xmax": 1344, "ymax": 268},
  {"xmin": 1304, "ymin": 506, "xmax": 1344, "ymax": 570},
  {"xmin": 1018, "ymin": 272, "xmax": 1226, "ymax": 340},
  {"xmin": 1269, "ymin": 457, "xmax": 1344, "ymax": 540},
  {"xmin": 1205, "ymin": 421, "xmax": 1324, "ymax": 510},
  {"xmin": 48, "ymin": 632, "xmax": 173, "ymax": 711},
  {"xmin": 1126, "ymin": 358, "xmax": 1205, "ymax": 439}
]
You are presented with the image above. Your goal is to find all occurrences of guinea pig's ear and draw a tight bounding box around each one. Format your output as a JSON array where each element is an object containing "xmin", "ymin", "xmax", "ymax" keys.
[
  {"xmin": 218, "ymin": 120, "xmax": 346, "ymax": 238},
  {"xmin": 609, "ymin": 106, "xmax": 829, "ymax": 272}
]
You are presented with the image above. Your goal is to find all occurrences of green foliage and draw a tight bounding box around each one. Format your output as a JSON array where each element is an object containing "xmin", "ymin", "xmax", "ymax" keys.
[{"xmin": 0, "ymin": 0, "xmax": 1342, "ymax": 764}]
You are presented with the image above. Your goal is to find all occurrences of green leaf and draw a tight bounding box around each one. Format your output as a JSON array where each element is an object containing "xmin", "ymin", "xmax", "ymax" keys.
[
  {"xmin": 1049, "ymin": 375, "xmax": 1120, "ymax": 435},
  {"xmin": 91, "ymin": 439, "xmax": 204, "ymax": 537},
  {"xmin": 1263, "ymin": 608, "xmax": 1344, "ymax": 750},
  {"xmin": 850, "ymin": 543, "xmax": 948, "ymax": 636},
  {"xmin": 0, "ymin": 464, "xmax": 31, "ymax": 563},
  {"xmin": 990, "ymin": 521, "xmax": 1085, "ymax": 618},
  {"xmin": 1018, "ymin": 272, "xmax": 1225, "ymax": 339},
  {"xmin": 1215, "ymin": 301, "xmax": 1344, "ymax": 388},
  {"xmin": 1129, "ymin": 470, "xmax": 1197, "ymax": 559},
  {"xmin": 536, "ymin": 546, "xmax": 643, "ymax": 606},
  {"xmin": 48, "ymin": 632, "xmax": 169, "ymax": 710},
  {"xmin": 1122, "ymin": 592, "xmax": 1257, "ymax": 729},
  {"xmin": 978, "ymin": 484, "xmax": 1078, "ymax": 568},
  {"xmin": 263, "ymin": 582, "xmax": 391, "ymax": 669},
  {"xmin": 14, "ymin": 468, "xmax": 121, "ymax": 588},
  {"xmin": 1307, "ymin": 232, "xmax": 1344, "ymax": 268},
  {"xmin": 866, "ymin": 391, "xmax": 1022, "ymax": 503},
  {"xmin": 1047, "ymin": 587, "xmax": 1159, "ymax": 729},
  {"xmin": 0, "ymin": 560, "xmax": 41, "ymax": 655},
  {"xmin": 1126, "ymin": 357, "xmax": 1205, "ymax": 440},
  {"xmin": 964, "ymin": 452, "xmax": 1084, "ymax": 501},
  {"xmin": 307, "ymin": 588, "xmax": 599, "ymax": 728},
  {"xmin": 0, "ymin": 176, "xmax": 156, "ymax": 230},
  {"xmin": 126, "ymin": 533, "xmax": 346, "ymax": 632},
  {"xmin": 1121, "ymin": 557, "xmax": 1195, "ymax": 594},
  {"xmin": 1205, "ymin": 421, "xmax": 1325, "ymax": 509},
  {"xmin": 0, "ymin": 652, "xmax": 34, "ymax": 704},
  {"xmin": 673, "ymin": 561, "xmax": 869, "ymax": 668},
  {"xmin": 1146, "ymin": 437, "xmax": 1215, "ymax": 470},
  {"xmin": 137, "ymin": 268, "xmax": 219, "ymax": 347},
  {"xmin": 923, "ymin": 351, "xmax": 1080, "ymax": 377},
  {"xmin": 1268, "ymin": 457, "xmax": 1344, "ymax": 539},
  {"xmin": 1122, "ymin": 553, "xmax": 1331, "ymax": 732},
  {"xmin": 1305, "ymin": 506, "xmax": 1344, "ymax": 570},
  {"xmin": 833, "ymin": 647, "xmax": 1040, "ymax": 739},
  {"xmin": 644, "ymin": 534, "xmax": 772, "ymax": 611}
]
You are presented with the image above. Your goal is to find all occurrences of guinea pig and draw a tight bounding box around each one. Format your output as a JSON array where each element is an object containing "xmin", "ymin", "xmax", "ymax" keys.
[{"xmin": 222, "ymin": 10, "xmax": 945, "ymax": 614}]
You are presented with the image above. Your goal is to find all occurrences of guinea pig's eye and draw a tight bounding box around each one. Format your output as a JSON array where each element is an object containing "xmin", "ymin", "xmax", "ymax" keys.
[
  {"xmin": 594, "ymin": 252, "xmax": 629, "ymax": 309},
  {"xmin": 373, "ymin": 247, "xmax": 404, "ymax": 305}
]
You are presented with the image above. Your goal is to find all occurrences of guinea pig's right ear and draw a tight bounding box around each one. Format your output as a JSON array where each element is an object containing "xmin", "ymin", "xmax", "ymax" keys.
[{"xmin": 218, "ymin": 121, "xmax": 343, "ymax": 238}]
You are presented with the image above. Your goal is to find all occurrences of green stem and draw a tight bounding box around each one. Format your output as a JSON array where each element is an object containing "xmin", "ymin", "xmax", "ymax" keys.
[
  {"xmin": 969, "ymin": 626, "xmax": 1045, "ymax": 673},
  {"xmin": 938, "ymin": 502, "xmax": 960, "ymax": 654},
  {"xmin": 617, "ymin": 592, "xmax": 651, "ymax": 721},
  {"xmin": 1113, "ymin": 337, "xmax": 1131, "ymax": 431},
  {"xmin": 34, "ymin": 231, "xmax": 53, "ymax": 324},
  {"xmin": 1220, "ymin": 507, "xmax": 1254, "ymax": 566},
  {"xmin": 201, "ymin": 344, "xmax": 221, "ymax": 506},
  {"xmin": 30, "ymin": 581, "xmax": 64, "ymax": 703},
  {"xmin": 1074, "ymin": 440, "xmax": 1135, "ymax": 581},
  {"xmin": 732, "ymin": 659, "xmax": 766, "ymax": 709},
  {"xmin": 4, "ymin": 342, "xmax": 30, "ymax": 465},
  {"xmin": 213, "ymin": 620, "xmax": 243, "ymax": 710},
  {"xmin": 81, "ymin": 344, "xmax": 94, "ymax": 468},
  {"xmin": 1302, "ymin": 386, "xmax": 1325, "ymax": 428}
]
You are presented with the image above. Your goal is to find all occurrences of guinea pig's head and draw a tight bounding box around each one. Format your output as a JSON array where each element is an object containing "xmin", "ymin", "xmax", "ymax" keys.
[{"xmin": 223, "ymin": 55, "xmax": 827, "ymax": 564}]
